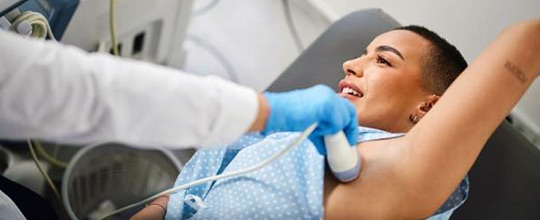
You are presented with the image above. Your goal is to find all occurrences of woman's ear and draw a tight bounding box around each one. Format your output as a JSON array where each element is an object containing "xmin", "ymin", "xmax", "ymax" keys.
[
  {"xmin": 419, "ymin": 95, "xmax": 440, "ymax": 112},
  {"xmin": 410, "ymin": 95, "xmax": 440, "ymax": 124}
]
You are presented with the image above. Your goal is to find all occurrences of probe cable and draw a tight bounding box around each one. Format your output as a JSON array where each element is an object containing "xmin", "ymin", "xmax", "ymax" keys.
[
  {"xmin": 109, "ymin": 0, "xmax": 120, "ymax": 56},
  {"xmin": 97, "ymin": 123, "xmax": 318, "ymax": 220},
  {"xmin": 9, "ymin": 11, "xmax": 56, "ymax": 40},
  {"xmin": 14, "ymin": 12, "xmax": 67, "ymax": 205},
  {"xmin": 28, "ymin": 140, "xmax": 63, "ymax": 204}
]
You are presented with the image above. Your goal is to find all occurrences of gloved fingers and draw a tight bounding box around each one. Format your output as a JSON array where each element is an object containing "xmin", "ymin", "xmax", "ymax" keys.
[
  {"xmin": 311, "ymin": 122, "xmax": 339, "ymax": 137},
  {"xmin": 343, "ymin": 100, "xmax": 359, "ymax": 146},
  {"xmin": 311, "ymin": 95, "xmax": 353, "ymax": 136},
  {"xmin": 344, "ymin": 117, "xmax": 359, "ymax": 147},
  {"xmin": 263, "ymin": 84, "xmax": 336, "ymax": 133},
  {"xmin": 305, "ymin": 85, "xmax": 343, "ymax": 134},
  {"xmin": 308, "ymin": 134, "xmax": 326, "ymax": 155},
  {"xmin": 263, "ymin": 85, "xmax": 356, "ymax": 140}
]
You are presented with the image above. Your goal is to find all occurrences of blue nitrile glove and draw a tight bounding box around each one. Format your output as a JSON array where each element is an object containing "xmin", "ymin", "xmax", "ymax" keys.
[{"xmin": 263, "ymin": 85, "xmax": 358, "ymax": 154}]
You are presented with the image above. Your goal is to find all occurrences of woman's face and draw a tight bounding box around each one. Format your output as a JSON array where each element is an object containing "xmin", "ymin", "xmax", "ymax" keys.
[{"xmin": 339, "ymin": 30, "xmax": 433, "ymax": 133}]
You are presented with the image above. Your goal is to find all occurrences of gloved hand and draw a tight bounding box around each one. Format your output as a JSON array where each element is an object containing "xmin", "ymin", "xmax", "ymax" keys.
[{"xmin": 263, "ymin": 85, "xmax": 358, "ymax": 154}]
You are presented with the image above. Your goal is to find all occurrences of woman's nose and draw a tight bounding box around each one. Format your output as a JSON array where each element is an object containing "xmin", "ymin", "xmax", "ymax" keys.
[{"xmin": 343, "ymin": 59, "xmax": 363, "ymax": 77}]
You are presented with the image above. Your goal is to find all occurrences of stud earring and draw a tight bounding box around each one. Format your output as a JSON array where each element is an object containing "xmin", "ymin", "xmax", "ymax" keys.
[
  {"xmin": 409, "ymin": 114, "xmax": 420, "ymax": 124},
  {"xmin": 420, "ymin": 102, "xmax": 433, "ymax": 112}
]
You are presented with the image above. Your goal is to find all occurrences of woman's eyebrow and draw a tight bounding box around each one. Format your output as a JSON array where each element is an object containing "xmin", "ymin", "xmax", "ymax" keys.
[{"xmin": 375, "ymin": 45, "xmax": 405, "ymax": 61}]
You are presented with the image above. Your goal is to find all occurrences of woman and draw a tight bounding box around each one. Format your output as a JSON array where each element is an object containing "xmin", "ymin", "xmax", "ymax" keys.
[
  {"xmin": 325, "ymin": 19, "xmax": 539, "ymax": 219},
  {"xmin": 134, "ymin": 19, "xmax": 540, "ymax": 220}
]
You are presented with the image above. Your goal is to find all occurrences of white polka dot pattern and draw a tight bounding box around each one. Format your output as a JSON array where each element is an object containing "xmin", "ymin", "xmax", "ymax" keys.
[{"xmin": 165, "ymin": 127, "xmax": 469, "ymax": 220}]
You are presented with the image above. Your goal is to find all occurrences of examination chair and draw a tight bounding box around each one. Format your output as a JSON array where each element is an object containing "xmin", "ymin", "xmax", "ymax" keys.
[{"xmin": 267, "ymin": 9, "xmax": 540, "ymax": 220}]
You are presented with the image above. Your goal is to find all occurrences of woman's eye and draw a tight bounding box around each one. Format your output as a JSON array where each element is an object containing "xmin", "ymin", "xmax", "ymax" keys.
[{"xmin": 376, "ymin": 55, "xmax": 392, "ymax": 67}]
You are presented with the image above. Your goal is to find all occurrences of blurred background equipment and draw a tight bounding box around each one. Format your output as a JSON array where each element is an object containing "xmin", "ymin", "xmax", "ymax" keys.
[
  {"xmin": 0, "ymin": 0, "xmax": 79, "ymax": 40},
  {"xmin": 61, "ymin": 0, "xmax": 194, "ymax": 67},
  {"xmin": 62, "ymin": 142, "xmax": 182, "ymax": 220}
]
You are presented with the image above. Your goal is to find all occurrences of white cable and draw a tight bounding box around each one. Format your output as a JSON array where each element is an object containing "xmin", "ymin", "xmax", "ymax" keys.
[
  {"xmin": 27, "ymin": 140, "xmax": 63, "ymax": 205},
  {"xmin": 281, "ymin": 0, "xmax": 304, "ymax": 53},
  {"xmin": 192, "ymin": 0, "xmax": 220, "ymax": 17},
  {"xmin": 97, "ymin": 123, "xmax": 319, "ymax": 220},
  {"xmin": 186, "ymin": 34, "xmax": 240, "ymax": 83},
  {"xmin": 109, "ymin": 0, "xmax": 120, "ymax": 56},
  {"xmin": 9, "ymin": 11, "xmax": 56, "ymax": 41}
]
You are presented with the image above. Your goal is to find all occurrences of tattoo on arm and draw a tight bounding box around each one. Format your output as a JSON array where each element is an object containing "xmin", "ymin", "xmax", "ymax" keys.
[{"xmin": 504, "ymin": 60, "xmax": 528, "ymax": 84}]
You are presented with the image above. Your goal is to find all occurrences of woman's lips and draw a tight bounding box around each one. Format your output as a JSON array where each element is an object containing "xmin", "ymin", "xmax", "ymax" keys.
[
  {"xmin": 338, "ymin": 80, "xmax": 364, "ymax": 98},
  {"xmin": 341, "ymin": 87, "xmax": 363, "ymax": 97}
]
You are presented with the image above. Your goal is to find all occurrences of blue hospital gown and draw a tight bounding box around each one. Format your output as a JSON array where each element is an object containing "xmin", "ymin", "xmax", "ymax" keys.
[{"xmin": 165, "ymin": 126, "xmax": 468, "ymax": 219}]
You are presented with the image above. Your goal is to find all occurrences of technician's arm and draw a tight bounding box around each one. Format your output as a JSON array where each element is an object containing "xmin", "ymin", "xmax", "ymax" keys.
[{"xmin": 0, "ymin": 30, "xmax": 260, "ymax": 148}]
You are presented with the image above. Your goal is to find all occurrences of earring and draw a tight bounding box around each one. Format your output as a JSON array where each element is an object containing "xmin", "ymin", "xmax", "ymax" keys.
[
  {"xmin": 409, "ymin": 114, "xmax": 420, "ymax": 124},
  {"xmin": 420, "ymin": 102, "xmax": 433, "ymax": 112}
]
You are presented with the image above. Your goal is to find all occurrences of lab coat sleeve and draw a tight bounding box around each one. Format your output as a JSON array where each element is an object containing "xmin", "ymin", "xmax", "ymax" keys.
[
  {"xmin": 0, "ymin": 190, "xmax": 26, "ymax": 220},
  {"xmin": 0, "ymin": 30, "xmax": 258, "ymax": 149}
]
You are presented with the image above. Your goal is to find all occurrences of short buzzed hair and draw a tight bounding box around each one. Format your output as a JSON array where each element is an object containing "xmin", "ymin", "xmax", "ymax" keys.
[{"xmin": 394, "ymin": 25, "xmax": 468, "ymax": 95}]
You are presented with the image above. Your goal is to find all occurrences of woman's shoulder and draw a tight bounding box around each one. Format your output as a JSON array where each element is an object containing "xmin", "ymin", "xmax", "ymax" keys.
[{"xmin": 357, "ymin": 125, "xmax": 405, "ymax": 143}]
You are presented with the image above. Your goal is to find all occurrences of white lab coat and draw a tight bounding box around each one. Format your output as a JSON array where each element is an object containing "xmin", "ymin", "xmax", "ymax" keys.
[
  {"xmin": 0, "ymin": 30, "xmax": 258, "ymax": 218},
  {"xmin": 0, "ymin": 30, "xmax": 258, "ymax": 147}
]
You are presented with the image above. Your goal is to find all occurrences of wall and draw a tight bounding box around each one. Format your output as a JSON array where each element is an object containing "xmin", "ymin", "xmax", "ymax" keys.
[{"xmin": 182, "ymin": 0, "xmax": 330, "ymax": 91}]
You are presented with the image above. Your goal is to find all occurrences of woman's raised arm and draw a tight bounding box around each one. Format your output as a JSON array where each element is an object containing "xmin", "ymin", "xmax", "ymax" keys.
[{"xmin": 396, "ymin": 19, "xmax": 540, "ymax": 216}]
